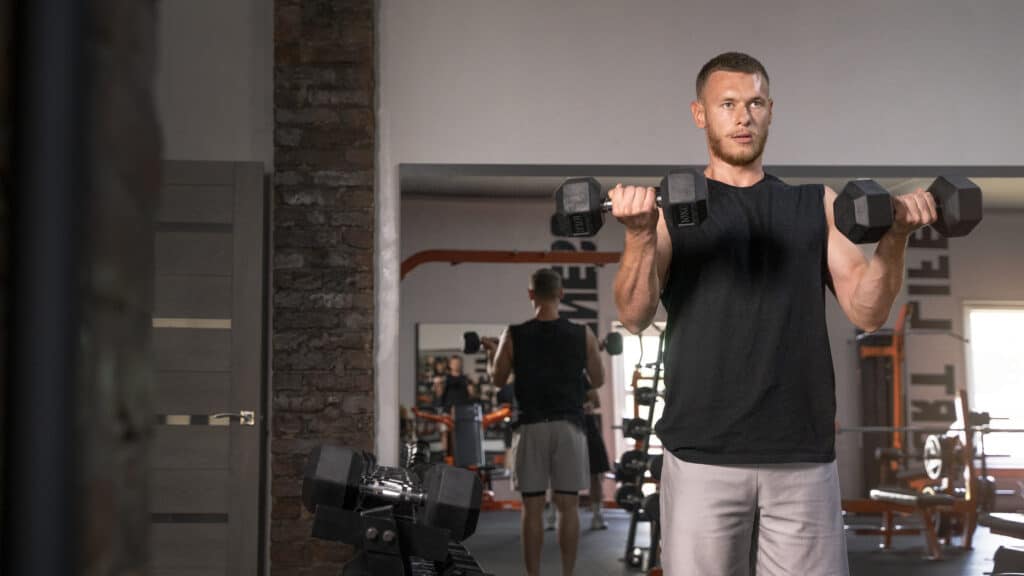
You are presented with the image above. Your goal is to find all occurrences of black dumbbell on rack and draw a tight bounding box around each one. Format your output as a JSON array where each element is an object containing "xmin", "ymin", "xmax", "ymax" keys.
[
  {"xmin": 303, "ymin": 444, "xmax": 492, "ymax": 576},
  {"xmin": 634, "ymin": 386, "xmax": 665, "ymax": 407}
]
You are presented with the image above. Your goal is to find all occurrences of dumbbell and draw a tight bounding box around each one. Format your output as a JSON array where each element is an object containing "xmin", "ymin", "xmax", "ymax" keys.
[
  {"xmin": 642, "ymin": 492, "xmax": 660, "ymax": 524},
  {"xmin": 552, "ymin": 169, "xmax": 710, "ymax": 237},
  {"xmin": 634, "ymin": 386, "xmax": 664, "ymax": 407},
  {"xmin": 648, "ymin": 454, "xmax": 663, "ymax": 482},
  {"xmin": 303, "ymin": 444, "xmax": 482, "ymax": 541},
  {"xmin": 463, "ymin": 330, "xmax": 623, "ymax": 356},
  {"xmin": 600, "ymin": 332, "xmax": 623, "ymax": 355},
  {"xmin": 463, "ymin": 331, "xmax": 484, "ymax": 354},
  {"xmin": 834, "ymin": 176, "xmax": 983, "ymax": 244},
  {"xmin": 615, "ymin": 484, "xmax": 644, "ymax": 512},
  {"xmin": 615, "ymin": 450, "xmax": 663, "ymax": 483},
  {"xmin": 615, "ymin": 449, "xmax": 649, "ymax": 483},
  {"xmin": 615, "ymin": 418, "xmax": 653, "ymax": 441}
]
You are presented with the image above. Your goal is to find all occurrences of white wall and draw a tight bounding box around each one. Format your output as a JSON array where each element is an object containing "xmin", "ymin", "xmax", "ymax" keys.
[
  {"xmin": 379, "ymin": 0, "xmax": 1024, "ymax": 466},
  {"xmin": 157, "ymin": 0, "xmax": 274, "ymax": 169},
  {"xmin": 379, "ymin": 0, "xmax": 1023, "ymax": 166}
]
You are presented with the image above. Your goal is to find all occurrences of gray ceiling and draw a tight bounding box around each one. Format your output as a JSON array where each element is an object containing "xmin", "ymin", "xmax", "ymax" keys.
[{"xmin": 400, "ymin": 164, "xmax": 1024, "ymax": 211}]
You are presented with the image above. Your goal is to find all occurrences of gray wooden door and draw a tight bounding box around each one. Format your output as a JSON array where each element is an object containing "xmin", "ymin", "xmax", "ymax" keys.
[{"xmin": 150, "ymin": 161, "xmax": 265, "ymax": 575}]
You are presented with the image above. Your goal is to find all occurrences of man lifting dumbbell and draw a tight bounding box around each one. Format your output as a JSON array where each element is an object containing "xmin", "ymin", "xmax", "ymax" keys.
[
  {"xmin": 834, "ymin": 176, "xmax": 982, "ymax": 244},
  {"xmin": 609, "ymin": 52, "xmax": 982, "ymax": 576},
  {"xmin": 484, "ymin": 268, "xmax": 604, "ymax": 576},
  {"xmin": 553, "ymin": 170, "xmax": 709, "ymax": 237}
]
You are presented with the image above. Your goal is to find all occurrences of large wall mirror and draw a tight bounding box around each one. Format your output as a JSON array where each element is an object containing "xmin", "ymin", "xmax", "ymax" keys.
[{"xmin": 400, "ymin": 163, "xmax": 1024, "ymax": 503}]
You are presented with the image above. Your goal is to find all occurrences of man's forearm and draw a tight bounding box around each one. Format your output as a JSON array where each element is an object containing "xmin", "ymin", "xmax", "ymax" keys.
[
  {"xmin": 849, "ymin": 233, "xmax": 908, "ymax": 331},
  {"xmin": 614, "ymin": 231, "xmax": 660, "ymax": 334}
]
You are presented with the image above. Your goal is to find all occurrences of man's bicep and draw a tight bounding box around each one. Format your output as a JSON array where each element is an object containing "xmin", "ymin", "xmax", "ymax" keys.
[
  {"xmin": 824, "ymin": 186, "xmax": 868, "ymax": 313},
  {"xmin": 492, "ymin": 330, "xmax": 513, "ymax": 387}
]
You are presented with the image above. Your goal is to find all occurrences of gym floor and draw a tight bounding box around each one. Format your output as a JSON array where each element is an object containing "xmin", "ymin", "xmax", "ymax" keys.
[{"xmin": 464, "ymin": 509, "xmax": 1021, "ymax": 575}]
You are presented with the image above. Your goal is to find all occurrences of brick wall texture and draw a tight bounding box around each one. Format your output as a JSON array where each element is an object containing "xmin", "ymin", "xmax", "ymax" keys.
[{"xmin": 272, "ymin": 0, "xmax": 376, "ymax": 572}]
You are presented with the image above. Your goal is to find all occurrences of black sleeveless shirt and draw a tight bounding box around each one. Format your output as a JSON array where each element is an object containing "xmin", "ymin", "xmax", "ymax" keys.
[
  {"xmin": 441, "ymin": 374, "xmax": 473, "ymax": 409},
  {"xmin": 655, "ymin": 174, "xmax": 836, "ymax": 464},
  {"xmin": 509, "ymin": 318, "xmax": 588, "ymax": 425}
]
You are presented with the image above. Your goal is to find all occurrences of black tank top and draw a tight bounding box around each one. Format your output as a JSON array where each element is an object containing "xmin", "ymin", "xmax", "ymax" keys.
[
  {"xmin": 655, "ymin": 174, "xmax": 836, "ymax": 464},
  {"xmin": 441, "ymin": 374, "xmax": 473, "ymax": 409},
  {"xmin": 509, "ymin": 318, "xmax": 588, "ymax": 425}
]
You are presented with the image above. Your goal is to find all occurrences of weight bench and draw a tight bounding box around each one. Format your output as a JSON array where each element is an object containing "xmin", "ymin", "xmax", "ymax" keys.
[
  {"xmin": 861, "ymin": 486, "xmax": 957, "ymax": 559},
  {"xmin": 981, "ymin": 512, "xmax": 1024, "ymax": 539}
]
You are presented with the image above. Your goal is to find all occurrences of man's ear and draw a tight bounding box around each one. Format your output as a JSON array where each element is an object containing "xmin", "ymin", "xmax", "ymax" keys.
[
  {"xmin": 691, "ymin": 99, "xmax": 705, "ymax": 129},
  {"xmin": 528, "ymin": 288, "xmax": 536, "ymax": 301}
]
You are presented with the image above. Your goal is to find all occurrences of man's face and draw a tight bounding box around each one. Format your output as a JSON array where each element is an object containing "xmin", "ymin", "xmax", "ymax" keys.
[
  {"xmin": 448, "ymin": 356, "xmax": 462, "ymax": 374},
  {"xmin": 692, "ymin": 70, "xmax": 772, "ymax": 167}
]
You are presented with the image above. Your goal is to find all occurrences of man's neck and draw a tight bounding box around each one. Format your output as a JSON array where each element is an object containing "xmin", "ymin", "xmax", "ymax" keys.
[
  {"xmin": 534, "ymin": 302, "xmax": 560, "ymax": 321},
  {"xmin": 704, "ymin": 155, "xmax": 765, "ymax": 188}
]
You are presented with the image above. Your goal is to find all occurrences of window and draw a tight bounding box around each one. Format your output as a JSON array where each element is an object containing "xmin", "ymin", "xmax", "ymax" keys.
[
  {"xmin": 965, "ymin": 303, "xmax": 1024, "ymax": 469},
  {"xmin": 611, "ymin": 322, "xmax": 667, "ymax": 462}
]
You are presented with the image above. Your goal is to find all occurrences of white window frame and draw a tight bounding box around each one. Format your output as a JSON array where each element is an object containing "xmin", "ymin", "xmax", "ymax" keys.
[{"xmin": 963, "ymin": 301, "xmax": 1024, "ymax": 469}]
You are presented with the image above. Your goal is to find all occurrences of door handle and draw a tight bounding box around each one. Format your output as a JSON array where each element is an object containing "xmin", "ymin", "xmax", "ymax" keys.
[{"xmin": 209, "ymin": 410, "xmax": 256, "ymax": 426}]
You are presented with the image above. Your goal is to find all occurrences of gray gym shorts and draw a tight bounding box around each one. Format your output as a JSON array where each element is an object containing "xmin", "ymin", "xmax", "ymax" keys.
[
  {"xmin": 660, "ymin": 451, "xmax": 849, "ymax": 576},
  {"xmin": 511, "ymin": 420, "xmax": 590, "ymax": 494}
]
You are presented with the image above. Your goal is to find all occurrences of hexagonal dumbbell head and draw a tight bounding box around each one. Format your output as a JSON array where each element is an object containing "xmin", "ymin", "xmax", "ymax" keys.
[
  {"xmin": 660, "ymin": 169, "xmax": 709, "ymax": 228},
  {"xmin": 642, "ymin": 492, "xmax": 660, "ymax": 523},
  {"xmin": 462, "ymin": 331, "xmax": 481, "ymax": 354},
  {"xmin": 420, "ymin": 464, "xmax": 482, "ymax": 542},
  {"xmin": 928, "ymin": 175, "xmax": 983, "ymax": 237},
  {"xmin": 834, "ymin": 179, "xmax": 893, "ymax": 244},
  {"xmin": 550, "ymin": 213, "xmax": 570, "ymax": 237},
  {"xmin": 302, "ymin": 445, "xmax": 365, "ymax": 513},
  {"xmin": 648, "ymin": 454, "xmax": 663, "ymax": 482},
  {"xmin": 602, "ymin": 332, "xmax": 623, "ymax": 355},
  {"xmin": 615, "ymin": 484, "xmax": 644, "ymax": 512},
  {"xmin": 618, "ymin": 449, "xmax": 649, "ymax": 482},
  {"xmin": 622, "ymin": 418, "xmax": 652, "ymax": 441},
  {"xmin": 554, "ymin": 177, "xmax": 604, "ymax": 237}
]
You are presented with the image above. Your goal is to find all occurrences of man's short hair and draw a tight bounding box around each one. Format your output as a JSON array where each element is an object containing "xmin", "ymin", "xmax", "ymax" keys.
[
  {"xmin": 531, "ymin": 268, "xmax": 563, "ymax": 301},
  {"xmin": 696, "ymin": 52, "xmax": 770, "ymax": 98}
]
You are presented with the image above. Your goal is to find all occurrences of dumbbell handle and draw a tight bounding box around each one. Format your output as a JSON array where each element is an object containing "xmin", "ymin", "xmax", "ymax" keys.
[
  {"xmin": 600, "ymin": 192, "xmax": 663, "ymax": 212},
  {"xmin": 362, "ymin": 469, "xmax": 428, "ymax": 505},
  {"xmin": 361, "ymin": 480, "xmax": 427, "ymax": 505}
]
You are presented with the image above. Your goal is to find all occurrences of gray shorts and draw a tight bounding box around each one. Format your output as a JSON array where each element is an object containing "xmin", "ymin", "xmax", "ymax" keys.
[
  {"xmin": 660, "ymin": 451, "xmax": 849, "ymax": 576},
  {"xmin": 511, "ymin": 420, "xmax": 590, "ymax": 494}
]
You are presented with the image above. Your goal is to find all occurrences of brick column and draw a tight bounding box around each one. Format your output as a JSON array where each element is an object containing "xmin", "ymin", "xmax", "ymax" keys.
[{"xmin": 272, "ymin": 0, "xmax": 376, "ymax": 572}]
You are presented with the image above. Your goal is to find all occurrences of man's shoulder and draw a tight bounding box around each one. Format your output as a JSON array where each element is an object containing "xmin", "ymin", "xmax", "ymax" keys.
[{"xmin": 766, "ymin": 173, "xmax": 825, "ymax": 196}]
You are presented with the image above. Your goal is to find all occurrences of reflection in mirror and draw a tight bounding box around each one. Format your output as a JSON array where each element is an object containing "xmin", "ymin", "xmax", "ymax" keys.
[{"xmin": 411, "ymin": 323, "xmax": 512, "ymax": 476}]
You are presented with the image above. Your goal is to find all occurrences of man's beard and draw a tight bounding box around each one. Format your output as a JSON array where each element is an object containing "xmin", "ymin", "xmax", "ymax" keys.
[{"xmin": 708, "ymin": 126, "xmax": 769, "ymax": 167}]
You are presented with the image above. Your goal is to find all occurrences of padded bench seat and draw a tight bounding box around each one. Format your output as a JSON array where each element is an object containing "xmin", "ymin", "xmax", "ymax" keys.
[
  {"xmin": 870, "ymin": 486, "xmax": 956, "ymax": 508},
  {"xmin": 981, "ymin": 513, "xmax": 1024, "ymax": 538}
]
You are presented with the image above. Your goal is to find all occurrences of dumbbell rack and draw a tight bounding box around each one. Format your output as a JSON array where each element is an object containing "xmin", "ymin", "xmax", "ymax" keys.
[
  {"xmin": 311, "ymin": 503, "xmax": 491, "ymax": 576},
  {"xmin": 619, "ymin": 330, "xmax": 666, "ymax": 572}
]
